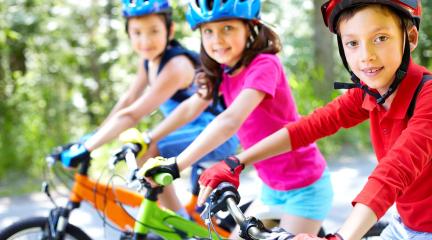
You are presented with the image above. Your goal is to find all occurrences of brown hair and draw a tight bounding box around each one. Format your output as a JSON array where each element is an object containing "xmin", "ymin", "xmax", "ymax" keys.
[
  {"xmin": 336, "ymin": 4, "xmax": 414, "ymax": 34},
  {"xmin": 196, "ymin": 20, "xmax": 282, "ymax": 100}
]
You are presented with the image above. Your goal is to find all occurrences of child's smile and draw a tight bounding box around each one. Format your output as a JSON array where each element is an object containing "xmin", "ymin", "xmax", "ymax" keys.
[
  {"xmin": 361, "ymin": 66, "xmax": 384, "ymax": 77},
  {"xmin": 212, "ymin": 47, "xmax": 232, "ymax": 59}
]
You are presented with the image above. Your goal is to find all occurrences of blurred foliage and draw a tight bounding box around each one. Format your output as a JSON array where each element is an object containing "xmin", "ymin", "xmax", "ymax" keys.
[{"xmin": 0, "ymin": 0, "xmax": 431, "ymax": 193}]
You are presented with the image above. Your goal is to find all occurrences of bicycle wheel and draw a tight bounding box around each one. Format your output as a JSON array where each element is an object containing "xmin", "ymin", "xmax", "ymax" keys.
[{"xmin": 0, "ymin": 216, "xmax": 91, "ymax": 240}]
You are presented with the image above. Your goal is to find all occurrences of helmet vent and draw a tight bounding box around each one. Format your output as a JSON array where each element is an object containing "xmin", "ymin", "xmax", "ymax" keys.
[{"xmin": 195, "ymin": 0, "xmax": 212, "ymax": 10}]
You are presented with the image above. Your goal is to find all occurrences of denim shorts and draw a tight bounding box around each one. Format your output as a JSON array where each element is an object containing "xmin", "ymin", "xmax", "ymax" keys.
[
  {"xmin": 380, "ymin": 213, "xmax": 432, "ymax": 240},
  {"xmin": 260, "ymin": 169, "xmax": 333, "ymax": 221}
]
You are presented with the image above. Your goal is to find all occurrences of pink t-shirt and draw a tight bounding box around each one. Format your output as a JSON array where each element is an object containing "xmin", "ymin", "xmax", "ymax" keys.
[{"xmin": 220, "ymin": 54, "xmax": 326, "ymax": 190}]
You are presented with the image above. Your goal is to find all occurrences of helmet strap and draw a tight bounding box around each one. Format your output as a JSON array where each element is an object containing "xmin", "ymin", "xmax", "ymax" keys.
[
  {"xmin": 211, "ymin": 76, "xmax": 223, "ymax": 113},
  {"xmin": 223, "ymin": 60, "xmax": 243, "ymax": 75},
  {"xmin": 376, "ymin": 30, "xmax": 410, "ymax": 104}
]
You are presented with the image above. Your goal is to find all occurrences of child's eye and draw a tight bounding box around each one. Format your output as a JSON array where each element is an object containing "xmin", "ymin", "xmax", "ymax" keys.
[
  {"xmin": 202, "ymin": 28, "xmax": 212, "ymax": 35},
  {"xmin": 223, "ymin": 25, "xmax": 233, "ymax": 31},
  {"xmin": 375, "ymin": 35, "xmax": 389, "ymax": 43},
  {"xmin": 133, "ymin": 30, "xmax": 141, "ymax": 36},
  {"xmin": 345, "ymin": 40, "xmax": 358, "ymax": 48}
]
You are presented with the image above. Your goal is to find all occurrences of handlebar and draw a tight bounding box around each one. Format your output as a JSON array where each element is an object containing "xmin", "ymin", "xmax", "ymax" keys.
[{"xmin": 204, "ymin": 182, "xmax": 293, "ymax": 240}]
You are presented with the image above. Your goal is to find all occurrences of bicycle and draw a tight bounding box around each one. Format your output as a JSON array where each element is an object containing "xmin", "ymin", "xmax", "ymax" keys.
[
  {"xmin": 201, "ymin": 182, "xmax": 387, "ymax": 240},
  {"xmin": 0, "ymin": 143, "xmax": 222, "ymax": 240}
]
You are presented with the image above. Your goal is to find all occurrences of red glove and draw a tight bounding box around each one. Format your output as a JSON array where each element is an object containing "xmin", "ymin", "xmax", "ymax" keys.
[
  {"xmin": 199, "ymin": 156, "xmax": 245, "ymax": 189},
  {"xmin": 293, "ymin": 233, "xmax": 343, "ymax": 240},
  {"xmin": 325, "ymin": 234, "xmax": 343, "ymax": 240}
]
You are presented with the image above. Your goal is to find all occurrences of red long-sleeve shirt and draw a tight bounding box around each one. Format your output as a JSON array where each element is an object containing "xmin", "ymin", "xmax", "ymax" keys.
[{"xmin": 286, "ymin": 61, "xmax": 432, "ymax": 232}]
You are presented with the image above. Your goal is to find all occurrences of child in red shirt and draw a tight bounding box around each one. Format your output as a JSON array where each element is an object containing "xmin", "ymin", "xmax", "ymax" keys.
[{"xmin": 198, "ymin": 0, "xmax": 432, "ymax": 239}]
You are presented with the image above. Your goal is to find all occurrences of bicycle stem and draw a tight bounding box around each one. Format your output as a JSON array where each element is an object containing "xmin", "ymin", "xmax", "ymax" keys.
[{"xmin": 226, "ymin": 197, "xmax": 271, "ymax": 240}]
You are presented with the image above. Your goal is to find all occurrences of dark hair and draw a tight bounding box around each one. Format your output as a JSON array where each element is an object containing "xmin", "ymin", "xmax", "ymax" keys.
[
  {"xmin": 197, "ymin": 20, "xmax": 282, "ymax": 100},
  {"xmin": 125, "ymin": 12, "xmax": 173, "ymax": 35},
  {"xmin": 336, "ymin": 4, "xmax": 414, "ymax": 34}
]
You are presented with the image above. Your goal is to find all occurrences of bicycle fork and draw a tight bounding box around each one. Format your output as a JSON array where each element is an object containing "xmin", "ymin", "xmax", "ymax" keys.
[
  {"xmin": 47, "ymin": 207, "xmax": 70, "ymax": 239},
  {"xmin": 43, "ymin": 182, "xmax": 80, "ymax": 240}
]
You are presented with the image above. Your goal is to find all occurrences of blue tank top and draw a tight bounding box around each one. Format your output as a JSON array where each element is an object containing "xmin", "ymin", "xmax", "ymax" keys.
[{"xmin": 145, "ymin": 40, "xmax": 224, "ymax": 117}]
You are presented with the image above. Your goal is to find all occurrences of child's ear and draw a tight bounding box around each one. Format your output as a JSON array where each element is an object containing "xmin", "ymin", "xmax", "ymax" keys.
[
  {"xmin": 408, "ymin": 26, "xmax": 419, "ymax": 52},
  {"xmin": 169, "ymin": 22, "xmax": 176, "ymax": 40}
]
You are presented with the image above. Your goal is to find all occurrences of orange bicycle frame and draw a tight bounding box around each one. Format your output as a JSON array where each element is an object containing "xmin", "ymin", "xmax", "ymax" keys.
[{"xmin": 68, "ymin": 173, "xmax": 143, "ymax": 231}]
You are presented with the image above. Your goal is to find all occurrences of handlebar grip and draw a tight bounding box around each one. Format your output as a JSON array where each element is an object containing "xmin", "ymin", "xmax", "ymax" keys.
[{"xmin": 154, "ymin": 173, "xmax": 173, "ymax": 186}]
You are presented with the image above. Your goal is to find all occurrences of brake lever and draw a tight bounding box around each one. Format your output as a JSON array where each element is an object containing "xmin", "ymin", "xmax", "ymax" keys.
[
  {"xmin": 109, "ymin": 143, "xmax": 142, "ymax": 170},
  {"xmin": 127, "ymin": 171, "xmax": 145, "ymax": 191},
  {"xmin": 200, "ymin": 201, "xmax": 212, "ymax": 221},
  {"xmin": 200, "ymin": 182, "xmax": 241, "ymax": 221},
  {"xmin": 45, "ymin": 155, "xmax": 57, "ymax": 167},
  {"xmin": 108, "ymin": 152, "xmax": 125, "ymax": 170}
]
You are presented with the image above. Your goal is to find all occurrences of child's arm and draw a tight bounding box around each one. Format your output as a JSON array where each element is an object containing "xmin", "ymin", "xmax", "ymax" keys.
[
  {"xmin": 236, "ymin": 127, "xmax": 292, "ymax": 165},
  {"xmin": 150, "ymin": 93, "xmax": 211, "ymax": 143},
  {"xmin": 84, "ymin": 55, "xmax": 195, "ymax": 151},
  {"xmin": 175, "ymin": 89, "xmax": 265, "ymax": 171},
  {"xmin": 289, "ymin": 203, "xmax": 376, "ymax": 240},
  {"xmin": 236, "ymin": 88, "xmax": 369, "ymax": 165},
  {"xmin": 336, "ymin": 203, "xmax": 377, "ymax": 240}
]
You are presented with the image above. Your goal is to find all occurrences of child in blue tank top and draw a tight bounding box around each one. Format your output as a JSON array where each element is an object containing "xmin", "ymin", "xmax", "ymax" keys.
[{"xmin": 58, "ymin": 0, "xmax": 238, "ymax": 218}]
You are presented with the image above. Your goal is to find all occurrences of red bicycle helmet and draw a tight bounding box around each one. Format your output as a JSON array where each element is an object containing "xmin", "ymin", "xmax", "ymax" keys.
[{"xmin": 321, "ymin": 0, "xmax": 422, "ymax": 33}]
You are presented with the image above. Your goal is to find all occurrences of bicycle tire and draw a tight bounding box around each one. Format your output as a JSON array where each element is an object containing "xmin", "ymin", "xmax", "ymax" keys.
[{"xmin": 0, "ymin": 216, "xmax": 92, "ymax": 240}]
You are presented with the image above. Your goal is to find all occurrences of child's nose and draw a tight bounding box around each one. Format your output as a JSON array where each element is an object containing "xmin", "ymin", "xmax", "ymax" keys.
[
  {"xmin": 211, "ymin": 32, "xmax": 224, "ymax": 44},
  {"xmin": 360, "ymin": 43, "xmax": 376, "ymax": 62},
  {"xmin": 139, "ymin": 35, "xmax": 151, "ymax": 45}
]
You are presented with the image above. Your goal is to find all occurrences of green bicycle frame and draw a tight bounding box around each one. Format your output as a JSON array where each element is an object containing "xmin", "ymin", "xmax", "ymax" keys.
[
  {"xmin": 134, "ymin": 199, "xmax": 219, "ymax": 239},
  {"xmin": 132, "ymin": 173, "xmax": 219, "ymax": 239}
]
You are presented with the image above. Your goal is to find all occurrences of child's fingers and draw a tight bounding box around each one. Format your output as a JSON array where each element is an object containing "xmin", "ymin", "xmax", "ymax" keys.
[
  {"xmin": 197, "ymin": 184, "xmax": 213, "ymax": 206},
  {"xmin": 144, "ymin": 176, "xmax": 159, "ymax": 187}
]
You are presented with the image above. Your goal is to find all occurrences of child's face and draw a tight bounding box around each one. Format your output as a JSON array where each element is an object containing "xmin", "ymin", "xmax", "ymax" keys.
[
  {"xmin": 128, "ymin": 14, "xmax": 169, "ymax": 60},
  {"xmin": 200, "ymin": 19, "xmax": 249, "ymax": 67},
  {"xmin": 339, "ymin": 5, "xmax": 405, "ymax": 94}
]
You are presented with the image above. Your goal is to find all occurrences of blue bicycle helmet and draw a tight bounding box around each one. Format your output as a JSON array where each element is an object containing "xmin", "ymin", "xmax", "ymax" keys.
[
  {"xmin": 186, "ymin": 0, "xmax": 261, "ymax": 30},
  {"xmin": 122, "ymin": 0, "xmax": 171, "ymax": 18}
]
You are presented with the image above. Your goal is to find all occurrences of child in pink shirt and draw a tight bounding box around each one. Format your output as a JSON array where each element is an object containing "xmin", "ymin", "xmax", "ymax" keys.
[{"xmin": 220, "ymin": 53, "xmax": 326, "ymax": 191}]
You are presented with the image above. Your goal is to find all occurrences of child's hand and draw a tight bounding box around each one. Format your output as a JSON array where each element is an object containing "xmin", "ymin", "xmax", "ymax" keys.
[
  {"xmin": 119, "ymin": 128, "xmax": 151, "ymax": 159},
  {"xmin": 59, "ymin": 144, "xmax": 91, "ymax": 168},
  {"xmin": 197, "ymin": 156, "xmax": 244, "ymax": 206},
  {"xmin": 138, "ymin": 156, "xmax": 180, "ymax": 185}
]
